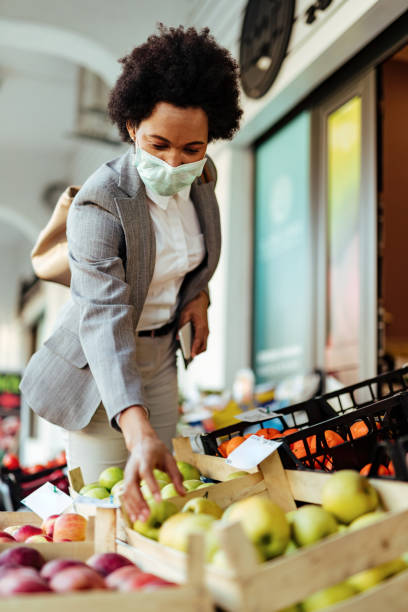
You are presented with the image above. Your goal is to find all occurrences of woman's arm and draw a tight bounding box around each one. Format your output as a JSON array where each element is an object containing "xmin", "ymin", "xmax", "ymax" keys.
[{"xmin": 119, "ymin": 406, "xmax": 185, "ymax": 522}]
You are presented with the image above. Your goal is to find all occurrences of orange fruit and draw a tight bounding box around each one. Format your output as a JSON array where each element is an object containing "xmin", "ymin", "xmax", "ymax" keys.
[
  {"xmin": 350, "ymin": 420, "xmax": 380, "ymax": 439},
  {"xmin": 243, "ymin": 433, "xmax": 254, "ymax": 440},
  {"xmin": 217, "ymin": 440, "xmax": 230, "ymax": 458},
  {"xmin": 225, "ymin": 436, "xmax": 245, "ymax": 456},
  {"xmin": 282, "ymin": 428, "xmax": 299, "ymax": 436},
  {"xmin": 360, "ymin": 463, "xmax": 390, "ymax": 476},
  {"xmin": 388, "ymin": 461, "xmax": 395, "ymax": 475},
  {"xmin": 256, "ymin": 428, "xmax": 282, "ymax": 440}
]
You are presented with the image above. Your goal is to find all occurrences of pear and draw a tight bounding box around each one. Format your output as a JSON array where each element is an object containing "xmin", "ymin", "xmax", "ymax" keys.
[
  {"xmin": 302, "ymin": 582, "xmax": 358, "ymax": 610},
  {"xmin": 291, "ymin": 505, "xmax": 338, "ymax": 547},
  {"xmin": 222, "ymin": 496, "xmax": 290, "ymax": 561},
  {"xmin": 182, "ymin": 497, "xmax": 223, "ymax": 519},
  {"xmin": 322, "ymin": 470, "xmax": 378, "ymax": 524}
]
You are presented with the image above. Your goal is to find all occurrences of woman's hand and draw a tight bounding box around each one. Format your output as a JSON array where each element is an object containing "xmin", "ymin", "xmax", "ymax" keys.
[
  {"xmin": 178, "ymin": 290, "xmax": 209, "ymax": 358},
  {"xmin": 119, "ymin": 406, "xmax": 185, "ymax": 522}
]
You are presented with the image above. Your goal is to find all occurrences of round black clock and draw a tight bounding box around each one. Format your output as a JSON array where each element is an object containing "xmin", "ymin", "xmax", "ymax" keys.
[{"xmin": 240, "ymin": 0, "xmax": 295, "ymax": 99}]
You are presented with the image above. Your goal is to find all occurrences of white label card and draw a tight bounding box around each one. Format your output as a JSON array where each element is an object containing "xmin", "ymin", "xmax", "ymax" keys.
[
  {"xmin": 234, "ymin": 408, "xmax": 280, "ymax": 423},
  {"xmin": 21, "ymin": 482, "xmax": 73, "ymax": 519},
  {"xmin": 226, "ymin": 435, "xmax": 282, "ymax": 470},
  {"xmin": 73, "ymin": 495, "xmax": 119, "ymax": 509}
]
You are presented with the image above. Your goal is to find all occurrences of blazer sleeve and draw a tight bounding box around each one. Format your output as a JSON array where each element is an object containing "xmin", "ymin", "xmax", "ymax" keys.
[{"xmin": 66, "ymin": 199, "xmax": 146, "ymax": 427}]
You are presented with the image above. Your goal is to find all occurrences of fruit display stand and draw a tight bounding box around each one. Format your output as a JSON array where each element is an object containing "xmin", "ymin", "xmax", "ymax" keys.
[
  {"xmin": 119, "ymin": 452, "xmax": 408, "ymax": 611},
  {"xmin": 0, "ymin": 507, "xmax": 214, "ymax": 612}
]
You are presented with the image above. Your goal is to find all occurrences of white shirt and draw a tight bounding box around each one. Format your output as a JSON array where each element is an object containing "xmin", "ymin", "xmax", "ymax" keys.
[{"xmin": 136, "ymin": 185, "xmax": 205, "ymax": 331}]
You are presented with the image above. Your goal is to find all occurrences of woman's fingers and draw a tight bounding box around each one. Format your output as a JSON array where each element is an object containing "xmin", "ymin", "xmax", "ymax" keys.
[
  {"xmin": 141, "ymin": 469, "xmax": 162, "ymax": 503},
  {"xmin": 124, "ymin": 478, "xmax": 149, "ymax": 523},
  {"xmin": 165, "ymin": 454, "xmax": 186, "ymax": 496}
]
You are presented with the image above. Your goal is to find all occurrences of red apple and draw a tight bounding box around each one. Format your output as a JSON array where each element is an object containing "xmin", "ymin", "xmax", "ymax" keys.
[
  {"xmin": 13, "ymin": 525, "xmax": 43, "ymax": 542},
  {"xmin": 26, "ymin": 534, "xmax": 53, "ymax": 543},
  {"xmin": 0, "ymin": 531, "xmax": 15, "ymax": 542},
  {"xmin": 87, "ymin": 552, "xmax": 134, "ymax": 577},
  {"xmin": 3, "ymin": 525, "xmax": 21, "ymax": 536},
  {"xmin": 53, "ymin": 513, "xmax": 87, "ymax": 542},
  {"xmin": 41, "ymin": 559, "xmax": 88, "ymax": 581},
  {"xmin": 105, "ymin": 565, "xmax": 143, "ymax": 589},
  {"xmin": 0, "ymin": 568, "xmax": 51, "ymax": 595},
  {"xmin": 118, "ymin": 572, "xmax": 175, "ymax": 592},
  {"xmin": 50, "ymin": 566, "xmax": 106, "ymax": 592},
  {"xmin": 41, "ymin": 514, "xmax": 60, "ymax": 538},
  {"xmin": 0, "ymin": 565, "xmax": 35, "ymax": 579},
  {"xmin": 0, "ymin": 547, "xmax": 45, "ymax": 570}
]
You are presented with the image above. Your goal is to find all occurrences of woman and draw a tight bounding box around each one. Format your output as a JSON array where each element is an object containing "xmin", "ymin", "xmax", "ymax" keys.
[{"xmin": 20, "ymin": 25, "xmax": 242, "ymax": 522}]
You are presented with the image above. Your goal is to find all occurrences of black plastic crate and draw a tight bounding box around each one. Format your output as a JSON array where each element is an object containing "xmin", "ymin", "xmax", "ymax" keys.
[
  {"xmin": 201, "ymin": 366, "xmax": 408, "ymax": 457},
  {"xmin": 278, "ymin": 390, "xmax": 408, "ymax": 475},
  {"xmin": 0, "ymin": 464, "xmax": 68, "ymax": 510}
]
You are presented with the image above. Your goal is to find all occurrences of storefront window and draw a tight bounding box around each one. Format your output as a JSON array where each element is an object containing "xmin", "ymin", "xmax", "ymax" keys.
[
  {"xmin": 326, "ymin": 96, "xmax": 362, "ymax": 383},
  {"xmin": 253, "ymin": 112, "xmax": 312, "ymax": 384}
]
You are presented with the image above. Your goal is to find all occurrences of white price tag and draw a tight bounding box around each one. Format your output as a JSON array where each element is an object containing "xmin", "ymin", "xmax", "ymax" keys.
[
  {"xmin": 226, "ymin": 435, "xmax": 282, "ymax": 470},
  {"xmin": 73, "ymin": 495, "xmax": 119, "ymax": 508},
  {"xmin": 21, "ymin": 482, "xmax": 73, "ymax": 519},
  {"xmin": 234, "ymin": 408, "xmax": 280, "ymax": 423}
]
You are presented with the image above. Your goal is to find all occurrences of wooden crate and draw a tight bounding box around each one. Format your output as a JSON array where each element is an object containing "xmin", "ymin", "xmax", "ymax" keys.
[
  {"xmin": 0, "ymin": 507, "xmax": 214, "ymax": 612},
  {"xmin": 121, "ymin": 451, "xmax": 408, "ymax": 611}
]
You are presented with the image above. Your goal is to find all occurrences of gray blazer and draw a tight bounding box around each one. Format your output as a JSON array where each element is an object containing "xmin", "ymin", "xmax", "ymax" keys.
[{"xmin": 20, "ymin": 148, "xmax": 221, "ymax": 431}]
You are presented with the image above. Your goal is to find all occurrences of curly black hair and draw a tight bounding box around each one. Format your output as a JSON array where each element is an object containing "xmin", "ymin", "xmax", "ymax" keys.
[{"xmin": 108, "ymin": 24, "xmax": 242, "ymax": 143}]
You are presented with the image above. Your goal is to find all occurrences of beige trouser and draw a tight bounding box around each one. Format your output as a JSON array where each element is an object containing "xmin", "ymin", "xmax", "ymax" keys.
[{"xmin": 63, "ymin": 331, "xmax": 179, "ymax": 483}]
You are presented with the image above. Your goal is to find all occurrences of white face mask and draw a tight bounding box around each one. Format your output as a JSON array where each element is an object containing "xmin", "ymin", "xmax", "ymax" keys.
[{"xmin": 134, "ymin": 140, "xmax": 207, "ymax": 196}]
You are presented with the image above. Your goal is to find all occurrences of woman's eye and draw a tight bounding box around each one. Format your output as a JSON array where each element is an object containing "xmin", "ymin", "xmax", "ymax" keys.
[
  {"xmin": 185, "ymin": 149, "xmax": 199, "ymax": 155},
  {"xmin": 152, "ymin": 144, "xmax": 167, "ymax": 150}
]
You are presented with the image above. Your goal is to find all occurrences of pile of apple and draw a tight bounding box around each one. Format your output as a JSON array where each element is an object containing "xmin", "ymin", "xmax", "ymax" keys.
[
  {"xmin": 0, "ymin": 548, "xmax": 174, "ymax": 597},
  {"xmin": 79, "ymin": 461, "xmax": 211, "ymax": 503},
  {"xmin": 0, "ymin": 513, "xmax": 88, "ymax": 544},
  {"xmin": 130, "ymin": 469, "xmax": 408, "ymax": 611}
]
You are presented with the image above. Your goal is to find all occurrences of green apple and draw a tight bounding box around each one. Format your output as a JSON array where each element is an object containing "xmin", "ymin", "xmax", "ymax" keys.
[
  {"xmin": 302, "ymin": 582, "xmax": 358, "ymax": 611},
  {"xmin": 347, "ymin": 558, "xmax": 404, "ymax": 593},
  {"xmin": 321, "ymin": 470, "xmax": 379, "ymax": 524},
  {"xmin": 284, "ymin": 539, "xmax": 299, "ymax": 555},
  {"xmin": 140, "ymin": 468, "xmax": 171, "ymax": 488},
  {"xmin": 291, "ymin": 505, "xmax": 338, "ymax": 547},
  {"xmin": 140, "ymin": 479, "xmax": 169, "ymax": 501},
  {"xmin": 211, "ymin": 549, "xmax": 230, "ymax": 569},
  {"xmin": 132, "ymin": 498, "xmax": 178, "ymax": 540},
  {"xmin": 225, "ymin": 471, "xmax": 249, "ymax": 480},
  {"xmin": 86, "ymin": 486, "xmax": 111, "ymax": 499},
  {"xmin": 349, "ymin": 511, "xmax": 386, "ymax": 531},
  {"xmin": 177, "ymin": 461, "xmax": 201, "ymax": 481},
  {"xmin": 162, "ymin": 483, "xmax": 179, "ymax": 499},
  {"xmin": 183, "ymin": 479, "xmax": 202, "ymax": 491},
  {"xmin": 182, "ymin": 497, "xmax": 223, "ymax": 519},
  {"xmin": 197, "ymin": 482, "xmax": 215, "ymax": 489},
  {"xmin": 158, "ymin": 512, "xmax": 217, "ymax": 561},
  {"xmin": 79, "ymin": 482, "xmax": 100, "ymax": 495},
  {"xmin": 98, "ymin": 466, "xmax": 124, "ymax": 491},
  {"xmin": 222, "ymin": 496, "xmax": 290, "ymax": 561},
  {"xmin": 111, "ymin": 479, "xmax": 125, "ymax": 496}
]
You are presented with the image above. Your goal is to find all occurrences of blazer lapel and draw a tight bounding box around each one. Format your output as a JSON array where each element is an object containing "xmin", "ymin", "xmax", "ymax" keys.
[
  {"xmin": 114, "ymin": 149, "xmax": 156, "ymax": 325},
  {"xmin": 191, "ymin": 179, "xmax": 221, "ymax": 277}
]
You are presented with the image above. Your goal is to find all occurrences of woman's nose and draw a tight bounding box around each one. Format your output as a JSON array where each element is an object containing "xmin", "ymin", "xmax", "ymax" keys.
[{"xmin": 164, "ymin": 150, "xmax": 182, "ymax": 167}]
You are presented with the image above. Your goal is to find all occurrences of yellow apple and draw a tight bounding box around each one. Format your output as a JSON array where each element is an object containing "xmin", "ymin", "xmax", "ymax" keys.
[
  {"xmin": 302, "ymin": 582, "xmax": 358, "ymax": 610},
  {"xmin": 222, "ymin": 496, "xmax": 290, "ymax": 561},
  {"xmin": 158, "ymin": 513, "xmax": 218, "ymax": 561},
  {"xmin": 322, "ymin": 470, "xmax": 379, "ymax": 524},
  {"xmin": 132, "ymin": 499, "xmax": 178, "ymax": 540},
  {"xmin": 182, "ymin": 497, "xmax": 223, "ymax": 519},
  {"xmin": 291, "ymin": 505, "xmax": 338, "ymax": 547},
  {"xmin": 98, "ymin": 466, "xmax": 124, "ymax": 491},
  {"xmin": 348, "ymin": 511, "xmax": 386, "ymax": 531},
  {"xmin": 183, "ymin": 479, "xmax": 202, "ymax": 491},
  {"xmin": 225, "ymin": 471, "xmax": 249, "ymax": 480},
  {"xmin": 176, "ymin": 461, "xmax": 201, "ymax": 481},
  {"xmin": 161, "ymin": 483, "xmax": 179, "ymax": 499}
]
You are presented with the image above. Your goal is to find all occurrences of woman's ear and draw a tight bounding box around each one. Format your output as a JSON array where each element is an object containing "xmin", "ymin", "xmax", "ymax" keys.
[{"xmin": 126, "ymin": 120, "xmax": 136, "ymax": 142}]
